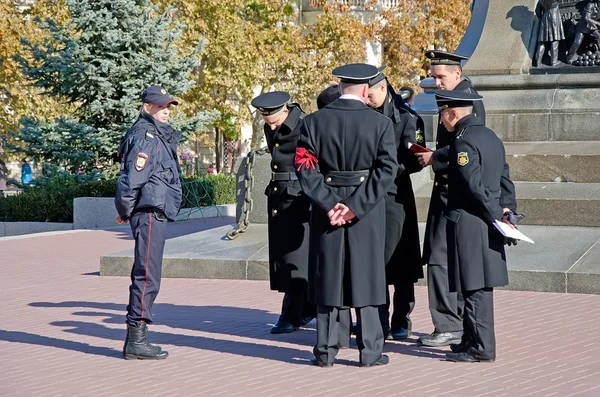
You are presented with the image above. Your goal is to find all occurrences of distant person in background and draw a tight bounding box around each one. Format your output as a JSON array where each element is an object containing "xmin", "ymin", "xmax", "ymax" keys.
[
  {"xmin": 207, "ymin": 162, "xmax": 218, "ymax": 175},
  {"xmin": 0, "ymin": 160, "xmax": 8, "ymax": 194},
  {"xmin": 400, "ymin": 86, "xmax": 415, "ymax": 107},
  {"xmin": 21, "ymin": 159, "xmax": 32, "ymax": 185}
]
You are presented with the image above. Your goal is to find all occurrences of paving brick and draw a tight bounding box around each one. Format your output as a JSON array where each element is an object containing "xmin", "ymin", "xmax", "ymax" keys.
[{"xmin": 1, "ymin": 220, "xmax": 600, "ymax": 396}]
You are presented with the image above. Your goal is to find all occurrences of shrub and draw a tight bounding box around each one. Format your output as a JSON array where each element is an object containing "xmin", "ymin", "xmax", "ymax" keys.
[{"xmin": 0, "ymin": 173, "xmax": 235, "ymax": 222}]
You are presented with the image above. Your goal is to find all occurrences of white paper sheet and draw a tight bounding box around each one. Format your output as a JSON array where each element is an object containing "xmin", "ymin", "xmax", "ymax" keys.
[{"xmin": 493, "ymin": 220, "xmax": 535, "ymax": 244}]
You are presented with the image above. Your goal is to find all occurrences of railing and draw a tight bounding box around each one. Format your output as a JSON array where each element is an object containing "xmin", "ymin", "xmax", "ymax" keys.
[{"xmin": 303, "ymin": 0, "xmax": 401, "ymax": 10}]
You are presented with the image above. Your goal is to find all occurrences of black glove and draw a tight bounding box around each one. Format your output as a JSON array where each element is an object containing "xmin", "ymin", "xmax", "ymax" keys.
[
  {"xmin": 504, "ymin": 237, "xmax": 518, "ymax": 246},
  {"xmin": 503, "ymin": 210, "xmax": 525, "ymax": 227}
]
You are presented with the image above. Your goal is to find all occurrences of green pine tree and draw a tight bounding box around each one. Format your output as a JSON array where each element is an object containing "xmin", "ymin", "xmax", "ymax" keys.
[{"xmin": 9, "ymin": 0, "xmax": 216, "ymax": 173}]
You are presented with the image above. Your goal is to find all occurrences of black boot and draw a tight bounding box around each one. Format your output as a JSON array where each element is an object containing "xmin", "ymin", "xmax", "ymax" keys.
[{"xmin": 123, "ymin": 323, "xmax": 168, "ymax": 360}]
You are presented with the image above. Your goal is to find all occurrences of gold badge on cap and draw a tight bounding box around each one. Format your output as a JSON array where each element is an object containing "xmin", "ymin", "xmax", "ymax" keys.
[
  {"xmin": 160, "ymin": 89, "xmax": 167, "ymax": 95},
  {"xmin": 457, "ymin": 152, "xmax": 469, "ymax": 166}
]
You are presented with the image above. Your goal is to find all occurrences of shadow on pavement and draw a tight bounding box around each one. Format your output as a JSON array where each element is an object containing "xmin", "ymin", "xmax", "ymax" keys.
[{"xmin": 18, "ymin": 301, "xmax": 314, "ymax": 364}]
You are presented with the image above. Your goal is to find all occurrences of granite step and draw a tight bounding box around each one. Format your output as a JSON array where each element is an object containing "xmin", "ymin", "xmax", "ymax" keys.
[
  {"xmin": 99, "ymin": 223, "xmax": 600, "ymax": 295},
  {"xmin": 504, "ymin": 141, "xmax": 600, "ymax": 183},
  {"xmin": 415, "ymin": 181, "xmax": 600, "ymax": 227}
]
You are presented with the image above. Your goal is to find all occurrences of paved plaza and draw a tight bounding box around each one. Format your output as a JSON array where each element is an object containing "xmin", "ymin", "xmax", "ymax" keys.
[{"xmin": 2, "ymin": 219, "xmax": 600, "ymax": 396}]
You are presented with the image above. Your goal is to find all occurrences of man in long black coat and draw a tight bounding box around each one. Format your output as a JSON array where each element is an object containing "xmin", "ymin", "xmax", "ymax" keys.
[
  {"xmin": 434, "ymin": 90, "xmax": 516, "ymax": 362},
  {"xmin": 367, "ymin": 67, "xmax": 424, "ymax": 340},
  {"xmin": 251, "ymin": 91, "xmax": 315, "ymax": 334},
  {"xmin": 417, "ymin": 51, "xmax": 517, "ymax": 348},
  {"xmin": 296, "ymin": 64, "xmax": 398, "ymax": 367}
]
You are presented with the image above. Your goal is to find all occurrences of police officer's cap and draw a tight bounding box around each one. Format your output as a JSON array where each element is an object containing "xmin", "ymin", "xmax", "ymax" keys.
[
  {"xmin": 368, "ymin": 66, "xmax": 387, "ymax": 87},
  {"xmin": 141, "ymin": 85, "xmax": 179, "ymax": 106},
  {"xmin": 316, "ymin": 85, "xmax": 341, "ymax": 109},
  {"xmin": 332, "ymin": 63, "xmax": 379, "ymax": 84},
  {"xmin": 251, "ymin": 91, "xmax": 291, "ymax": 116},
  {"xmin": 425, "ymin": 50, "xmax": 469, "ymax": 66},
  {"xmin": 434, "ymin": 90, "xmax": 482, "ymax": 111}
]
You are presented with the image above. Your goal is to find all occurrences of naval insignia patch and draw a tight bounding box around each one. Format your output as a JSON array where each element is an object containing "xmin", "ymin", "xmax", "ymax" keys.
[
  {"xmin": 457, "ymin": 152, "xmax": 469, "ymax": 166},
  {"xmin": 416, "ymin": 129, "xmax": 424, "ymax": 144},
  {"xmin": 135, "ymin": 152, "xmax": 149, "ymax": 171}
]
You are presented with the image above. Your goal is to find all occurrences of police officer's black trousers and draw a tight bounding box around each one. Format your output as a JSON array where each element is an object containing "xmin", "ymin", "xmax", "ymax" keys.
[
  {"xmin": 379, "ymin": 283, "xmax": 415, "ymax": 335},
  {"xmin": 126, "ymin": 210, "xmax": 168, "ymax": 326},
  {"xmin": 279, "ymin": 287, "xmax": 316, "ymax": 326},
  {"xmin": 314, "ymin": 305, "xmax": 383, "ymax": 365},
  {"xmin": 463, "ymin": 288, "xmax": 496, "ymax": 360},
  {"xmin": 427, "ymin": 263, "xmax": 464, "ymax": 333}
]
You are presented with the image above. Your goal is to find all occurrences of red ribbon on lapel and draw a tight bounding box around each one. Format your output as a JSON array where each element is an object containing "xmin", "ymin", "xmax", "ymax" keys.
[{"xmin": 295, "ymin": 147, "xmax": 318, "ymax": 171}]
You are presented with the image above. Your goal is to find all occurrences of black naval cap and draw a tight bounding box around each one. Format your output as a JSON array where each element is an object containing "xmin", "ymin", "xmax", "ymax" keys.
[
  {"xmin": 332, "ymin": 63, "xmax": 380, "ymax": 84},
  {"xmin": 316, "ymin": 85, "xmax": 341, "ymax": 109},
  {"xmin": 425, "ymin": 50, "xmax": 469, "ymax": 66},
  {"xmin": 141, "ymin": 85, "xmax": 179, "ymax": 106},
  {"xmin": 251, "ymin": 91, "xmax": 291, "ymax": 116},
  {"xmin": 368, "ymin": 65, "xmax": 387, "ymax": 87},
  {"xmin": 434, "ymin": 90, "xmax": 483, "ymax": 111}
]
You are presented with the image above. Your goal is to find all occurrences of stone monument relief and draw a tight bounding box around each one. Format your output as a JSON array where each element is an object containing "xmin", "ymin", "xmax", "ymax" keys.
[{"xmin": 534, "ymin": 0, "xmax": 600, "ymax": 68}]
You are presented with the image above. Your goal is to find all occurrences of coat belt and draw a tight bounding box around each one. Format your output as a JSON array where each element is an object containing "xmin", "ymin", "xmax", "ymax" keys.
[
  {"xmin": 324, "ymin": 170, "xmax": 369, "ymax": 187},
  {"xmin": 271, "ymin": 171, "xmax": 298, "ymax": 181}
]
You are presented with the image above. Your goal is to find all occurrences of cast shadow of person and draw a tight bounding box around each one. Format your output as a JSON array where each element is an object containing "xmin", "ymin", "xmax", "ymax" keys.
[
  {"xmin": 21, "ymin": 301, "xmax": 315, "ymax": 363},
  {"xmin": 507, "ymin": 5, "xmax": 538, "ymax": 60}
]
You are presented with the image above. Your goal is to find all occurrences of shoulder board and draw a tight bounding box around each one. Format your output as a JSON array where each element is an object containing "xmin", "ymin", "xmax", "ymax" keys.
[
  {"xmin": 145, "ymin": 132, "xmax": 155, "ymax": 139},
  {"xmin": 456, "ymin": 127, "xmax": 467, "ymax": 139}
]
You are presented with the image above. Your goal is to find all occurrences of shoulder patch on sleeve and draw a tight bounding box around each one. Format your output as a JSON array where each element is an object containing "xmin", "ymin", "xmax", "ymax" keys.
[
  {"xmin": 416, "ymin": 129, "xmax": 424, "ymax": 143},
  {"xmin": 135, "ymin": 152, "xmax": 149, "ymax": 171},
  {"xmin": 457, "ymin": 152, "xmax": 469, "ymax": 166}
]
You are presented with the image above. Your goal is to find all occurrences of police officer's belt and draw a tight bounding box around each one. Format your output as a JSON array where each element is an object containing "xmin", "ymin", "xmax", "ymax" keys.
[
  {"xmin": 324, "ymin": 170, "xmax": 369, "ymax": 187},
  {"xmin": 271, "ymin": 171, "xmax": 298, "ymax": 181}
]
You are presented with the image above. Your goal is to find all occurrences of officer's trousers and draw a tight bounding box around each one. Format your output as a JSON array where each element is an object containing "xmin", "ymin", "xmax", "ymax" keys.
[
  {"xmin": 379, "ymin": 282, "xmax": 415, "ymax": 336},
  {"xmin": 126, "ymin": 210, "xmax": 168, "ymax": 326},
  {"xmin": 279, "ymin": 287, "xmax": 316, "ymax": 326},
  {"xmin": 463, "ymin": 288, "xmax": 496, "ymax": 360},
  {"xmin": 427, "ymin": 263, "xmax": 464, "ymax": 332},
  {"xmin": 314, "ymin": 305, "xmax": 383, "ymax": 365}
]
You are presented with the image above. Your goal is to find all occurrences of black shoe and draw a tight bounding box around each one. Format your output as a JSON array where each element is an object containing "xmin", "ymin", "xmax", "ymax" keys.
[
  {"xmin": 445, "ymin": 352, "xmax": 494, "ymax": 363},
  {"xmin": 310, "ymin": 357, "xmax": 333, "ymax": 367},
  {"xmin": 361, "ymin": 354, "xmax": 390, "ymax": 367},
  {"xmin": 123, "ymin": 323, "xmax": 168, "ymax": 360},
  {"xmin": 389, "ymin": 328, "xmax": 411, "ymax": 341},
  {"xmin": 270, "ymin": 320, "xmax": 297, "ymax": 334},
  {"xmin": 450, "ymin": 341, "xmax": 469, "ymax": 353},
  {"xmin": 418, "ymin": 331, "xmax": 463, "ymax": 347}
]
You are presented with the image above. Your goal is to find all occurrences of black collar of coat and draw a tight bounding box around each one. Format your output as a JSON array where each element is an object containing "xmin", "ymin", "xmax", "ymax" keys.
[
  {"xmin": 453, "ymin": 113, "xmax": 481, "ymax": 134},
  {"xmin": 139, "ymin": 111, "xmax": 181, "ymax": 143},
  {"xmin": 455, "ymin": 78, "xmax": 474, "ymax": 92},
  {"xmin": 281, "ymin": 104, "xmax": 304, "ymax": 132},
  {"xmin": 328, "ymin": 97, "xmax": 370, "ymax": 111}
]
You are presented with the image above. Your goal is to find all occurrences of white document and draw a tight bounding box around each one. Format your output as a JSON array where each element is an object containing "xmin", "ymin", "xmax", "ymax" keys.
[{"xmin": 493, "ymin": 220, "xmax": 535, "ymax": 244}]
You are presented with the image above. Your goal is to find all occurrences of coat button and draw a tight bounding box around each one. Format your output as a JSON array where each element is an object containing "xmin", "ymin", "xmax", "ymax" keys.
[
  {"xmin": 326, "ymin": 177, "xmax": 332, "ymax": 182},
  {"xmin": 444, "ymin": 184, "xmax": 448, "ymax": 188},
  {"xmin": 275, "ymin": 143, "xmax": 279, "ymax": 147},
  {"xmin": 273, "ymin": 165, "xmax": 278, "ymax": 169},
  {"xmin": 273, "ymin": 210, "xmax": 278, "ymax": 215},
  {"xmin": 359, "ymin": 176, "xmax": 365, "ymax": 182},
  {"xmin": 435, "ymin": 182, "xmax": 439, "ymax": 186},
  {"xmin": 273, "ymin": 187, "xmax": 278, "ymax": 192}
]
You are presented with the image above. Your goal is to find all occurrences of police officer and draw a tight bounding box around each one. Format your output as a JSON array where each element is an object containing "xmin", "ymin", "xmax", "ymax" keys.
[
  {"xmin": 433, "ymin": 90, "xmax": 516, "ymax": 362},
  {"xmin": 366, "ymin": 66, "xmax": 424, "ymax": 341},
  {"xmin": 296, "ymin": 64, "xmax": 398, "ymax": 367},
  {"xmin": 417, "ymin": 51, "xmax": 517, "ymax": 348},
  {"xmin": 115, "ymin": 85, "xmax": 183, "ymax": 360},
  {"xmin": 250, "ymin": 91, "xmax": 315, "ymax": 334}
]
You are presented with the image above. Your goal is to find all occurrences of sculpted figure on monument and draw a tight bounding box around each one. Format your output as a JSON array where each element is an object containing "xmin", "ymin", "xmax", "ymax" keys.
[
  {"xmin": 566, "ymin": 0, "xmax": 600, "ymax": 64},
  {"xmin": 535, "ymin": 0, "xmax": 565, "ymax": 66}
]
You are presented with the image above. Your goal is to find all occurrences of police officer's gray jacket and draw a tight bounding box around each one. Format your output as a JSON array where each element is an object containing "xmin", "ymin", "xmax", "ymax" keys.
[{"xmin": 115, "ymin": 112, "xmax": 183, "ymax": 220}]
